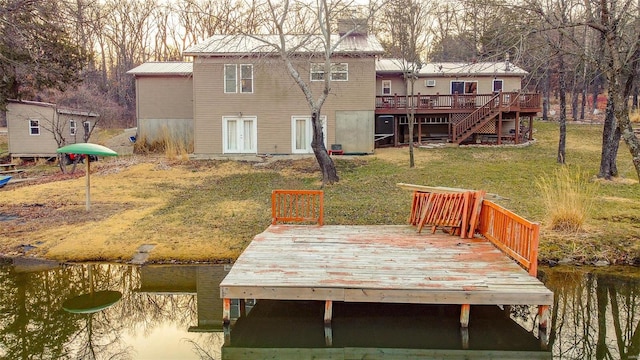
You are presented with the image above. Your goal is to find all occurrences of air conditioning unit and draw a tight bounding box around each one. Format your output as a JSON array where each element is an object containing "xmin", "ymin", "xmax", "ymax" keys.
[{"xmin": 425, "ymin": 79, "xmax": 436, "ymax": 87}]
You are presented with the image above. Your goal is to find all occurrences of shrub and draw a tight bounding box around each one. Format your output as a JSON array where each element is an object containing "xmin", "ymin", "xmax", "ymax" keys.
[{"xmin": 536, "ymin": 166, "xmax": 597, "ymax": 232}]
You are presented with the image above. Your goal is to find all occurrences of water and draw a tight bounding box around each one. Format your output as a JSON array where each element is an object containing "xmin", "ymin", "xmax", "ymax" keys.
[{"xmin": 0, "ymin": 258, "xmax": 638, "ymax": 359}]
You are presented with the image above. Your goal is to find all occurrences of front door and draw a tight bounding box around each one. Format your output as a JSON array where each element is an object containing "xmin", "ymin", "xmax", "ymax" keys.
[
  {"xmin": 223, "ymin": 116, "xmax": 256, "ymax": 153},
  {"xmin": 291, "ymin": 116, "xmax": 326, "ymax": 154}
]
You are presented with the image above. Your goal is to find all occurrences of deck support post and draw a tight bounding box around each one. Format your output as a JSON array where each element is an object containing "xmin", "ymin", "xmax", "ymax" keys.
[
  {"xmin": 460, "ymin": 327, "xmax": 469, "ymax": 349},
  {"xmin": 239, "ymin": 299, "xmax": 246, "ymax": 317},
  {"xmin": 538, "ymin": 305, "xmax": 549, "ymax": 329},
  {"xmin": 324, "ymin": 300, "xmax": 333, "ymax": 325},
  {"xmin": 324, "ymin": 325, "xmax": 333, "ymax": 347},
  {"xmin": 460, "ymin": 304, "xmax": 470, "ymax": 328},
  {"xmin": 222, "ymin": 298, "xmax": 231, "ymax": 325}
]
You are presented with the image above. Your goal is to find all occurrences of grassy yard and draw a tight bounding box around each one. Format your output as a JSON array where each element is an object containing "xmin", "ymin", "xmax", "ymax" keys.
[{"xmin": 1, "ymin": 120, "xmax": 639, "ymax": 265}]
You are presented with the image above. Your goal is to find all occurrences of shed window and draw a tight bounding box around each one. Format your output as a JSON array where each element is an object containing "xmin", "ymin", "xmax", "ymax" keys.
[
  {"xmin": 70, "ymin": 120, "xmax": 77, "ymax": 135},
  {"xmin": 83, "ymin": 121, "xmax": 91, "ymax": 136},
  {"xmin": 29, "ymin": 119, "xmax": 40, "ymax": 135}
]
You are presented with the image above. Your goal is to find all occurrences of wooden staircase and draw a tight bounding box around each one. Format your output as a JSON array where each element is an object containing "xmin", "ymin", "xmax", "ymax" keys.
[{"xmin": 451, "ymin": 92, "xmax": 520, "ymax": 144}]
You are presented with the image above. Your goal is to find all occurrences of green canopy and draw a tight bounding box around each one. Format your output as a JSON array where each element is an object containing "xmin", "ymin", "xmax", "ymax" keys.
[
  {"xmin": 57, "ymin": 143, "xmax": 118, "ymax": 156},
  {"xmin": 56, "ymin": 143, "xmax": 118, "ymax": 211}
]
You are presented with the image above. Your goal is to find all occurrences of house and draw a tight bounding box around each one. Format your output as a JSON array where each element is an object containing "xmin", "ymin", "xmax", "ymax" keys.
[
  {"xmin": 375, "ymin": 59, "xmax": 541, "ymax": 146},
  {"xmin": 182, "ymin": 33, "xmax": 384, "ymax": 156},
  {"xmin": 6, "ymin": 100, "xmax": 99, "ymax": 159},
  {"xmin": 128, "ymin": 36, "xmax": 541, "ymax": 155},
  {"xmin": 126, "ymin": 62, "xmax": 193, "ymax": 148}
]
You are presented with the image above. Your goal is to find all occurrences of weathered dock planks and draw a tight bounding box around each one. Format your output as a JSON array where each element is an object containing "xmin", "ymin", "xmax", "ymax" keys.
[{"xmin": 220, "ymin": 224, "xmax": 553, "ymax": 327}]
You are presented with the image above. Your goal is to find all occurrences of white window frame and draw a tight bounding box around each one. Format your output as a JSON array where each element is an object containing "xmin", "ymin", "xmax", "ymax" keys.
[
  {"xmin": 291, "ymin": 115, "xmax": 327, "ymax": 154},
  {"xmin": 83, "ymin": 121, "xmax": 91, "ymax": 135},
  {"xmin": 451, "ymin": 80, "xmax": 478, "ymax": 94},
  {"xmin": 224, "ymin": 64, "xmax": 253, "ymax": 93},
  {"xmin": 493, "ymin": 79, "xmax": 504, "ymax": 93},
  {"xmin": 224, "ymin": 64, "xmax": 237, "ymax": 93},
  {"xmin": 222, "ymin": 116, "xmax": 257, "ymax": 154},
  {"xmin": 310, "ymin": 63, "xmax": 348, "ymax": 82},
  {"xmin": 29, "ymin": 119, "xmax": 40, "ymax": 135},
  {"xmin": 382, "ymin": 80, "xmax": 392, "ymax": 95},
  {"xmin": 70, "ymin": 119, "xmax": 77, "ymax": 136}
]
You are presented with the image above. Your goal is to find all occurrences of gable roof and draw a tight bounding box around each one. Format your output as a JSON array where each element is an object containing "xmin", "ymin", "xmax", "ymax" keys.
[
  {"xmin": 184, "ymin": 34, "xmax": 384, "ymax": 56},
  {"xmin": 127, "ymin": 62, "xmax": 193, "ymax": 76},
  {"xmin": 8, "ymin": 99, "xmax": 99, "ymax": 117},
  {"xmin": 376, "ymin": 58, "xmax": 528, "ymax": 76}
]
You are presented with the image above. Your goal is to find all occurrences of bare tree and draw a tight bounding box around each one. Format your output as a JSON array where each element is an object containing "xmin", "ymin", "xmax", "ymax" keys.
[
  {"xmin": 574, "ymin": 0, "xmax": 638, "ymax": 180},
  {"xmin": 237, "ymin": 0, "xmax": 381, "ymax": 185},
  {"xmin": 379, "ymin": 0, "xmax": 430, "ymax": 167}
]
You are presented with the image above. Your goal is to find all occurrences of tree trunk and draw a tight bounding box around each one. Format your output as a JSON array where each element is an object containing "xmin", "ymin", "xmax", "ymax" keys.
[
  {"xmin": 408, "ymin": 77, "xmax": 416, "ymax": 168},
  {"xmin": 311, "ymin": 111, "xmax": 338, "ymax": 185},
  {"xmin": 557, "ymin": 50, "xmax": 567, "ymax": 164},
  {"xmin": 542, "ymin": 72, "xmax": 550, "ymax": 121},
  {"xmin": 598, "ymin": 97, "xmax": 620, "ymax": 179}
]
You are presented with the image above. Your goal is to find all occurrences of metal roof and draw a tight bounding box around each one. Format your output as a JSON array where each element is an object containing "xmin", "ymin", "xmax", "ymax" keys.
[
  {"xmin": 184, "ymin": 34, "xmax": 384, "ymax": 56},
  {"xmin": 376, "ymin": 58, "xmax": 528, "ymax": 76},
  {"xmin": 8, "ymin": 99, "xmax": 99, "ymax": 117},
  {"xmin": 126, "ymin": 62, "xmax": 193, "ymax": 75}
]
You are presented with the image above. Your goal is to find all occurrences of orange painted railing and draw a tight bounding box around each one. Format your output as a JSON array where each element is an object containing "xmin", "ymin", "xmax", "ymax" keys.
[
  {"xmin": 409, "ymin": 190, "xmax": 485, "ymax": 239},
  {"xmin": 272, "ymin": 190, "xmax": 324, "ymax": 225},
  {"xmin": 477, "ymin": 200, "xmax": 540, "ymax": 276}
]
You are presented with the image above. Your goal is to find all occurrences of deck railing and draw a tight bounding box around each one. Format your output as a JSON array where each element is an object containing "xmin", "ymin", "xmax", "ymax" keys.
[
  {"xmin": 272, "ymin": 189, "xmax": 324, "ymax": 225},
  {"xmin": 477, "ymin": 200, "xmax": 540, "ymax": 276},
  {"xmin": 375, "ymin": 92, "xmax": 540, "ymax": 112}
]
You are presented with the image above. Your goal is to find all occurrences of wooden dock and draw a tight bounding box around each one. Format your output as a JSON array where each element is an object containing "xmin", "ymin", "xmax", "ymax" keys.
[
  {"xmin": 220, "ymin": 189, "xmax": 553, "ymax": 334},
  {"xmin": 220, "ymin": 225, "xmax": 552, "ymax": 323}
]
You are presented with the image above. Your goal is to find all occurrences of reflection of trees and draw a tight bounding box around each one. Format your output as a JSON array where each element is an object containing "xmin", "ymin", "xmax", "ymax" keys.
[
  {"xmin": 542, "ymin": 268, "xmax": 640, "ymax": 360},
  {"xmin": 0, "ymin": 262, "xmax": 218, "ymax": 359}
]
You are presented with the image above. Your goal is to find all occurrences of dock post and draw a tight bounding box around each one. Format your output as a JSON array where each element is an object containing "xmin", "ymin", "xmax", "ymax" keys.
[
  {"xmin": 460, "ymin": 304, "xmax": 470, "ymax": 328},
  {"xmin": 239, "ymin": 299, "xmax": 246, "ymax": 317},
  {"xmin": 324, "ymin": 325, "xmax": 333, "ymax": 346},
  {"xmin": 222, "ymin": 298, "xmax": 231, "ymax": 325},
  {"xmin": 324, "ymin": 300, "xmax": 333, "ymax": 325},
  {"xmin": 538, "ymin": 305, "xmax": 549, "ymax": 329}
]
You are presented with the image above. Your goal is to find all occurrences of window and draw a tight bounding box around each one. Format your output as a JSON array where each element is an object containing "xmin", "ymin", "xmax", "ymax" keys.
[
  {"xmin": 451, "ymin": 81, "xmax": 477, "ymax": 94},
  {"xmin": 83, "ymin": 121, "xmax": 91, "ymax": 135},
  {"xmin": 310, "ymin": 63, "xmax": 348, "ymax": 81},
  {"xmin": 382, "ymin": 80, "xmax": 391, "ymax": 95},
  {"xmin": 291, "ymin": 116, "xmax": 327, "ymax": 154},
  {"xmin": 224, "ymin": 64, "xmax": 253, "ymax": 93},
  {"xmin": 223, "ymin": 116, "xmax": 257, "ymax": 153},
  {"xmin": 29, "ymin": 119, "xmax": 40, "ymax": 135},
  {"xmin": 493, "ymin": 79, "xmax": 504, "ymax": 93},
  {"xmin": 70, "ymin": 120, "xmax": 77, "ymax": 136}
]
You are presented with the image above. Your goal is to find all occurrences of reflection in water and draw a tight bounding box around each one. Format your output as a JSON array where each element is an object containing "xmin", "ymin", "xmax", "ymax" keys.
[
  {"xmin": 223, "ymin": 300, "xmax": 550, "ymax": 359},
  {"xmin": 540, "ymin": 267, "xmax": 640, "ymax": 360},
  {"xmin": 0, "ymin": 259, "xmax": 225, "ymax": 359},
  {"xmin": 0, "ymin": 258, "xmax": 639, "ymax": 359}
]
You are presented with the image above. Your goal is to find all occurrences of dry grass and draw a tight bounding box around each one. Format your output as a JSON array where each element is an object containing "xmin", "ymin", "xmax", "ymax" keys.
[
  {"xmin": 536, "ymin": 166, "xmax": 597, "ymax": 232},
  {"xmin": 1, "ymin": 120, "xmax": 640, "ymax": 265}
]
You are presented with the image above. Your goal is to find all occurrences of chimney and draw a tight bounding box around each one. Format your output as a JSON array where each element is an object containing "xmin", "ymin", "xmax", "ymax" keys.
[
  {"xmin": 338, "ymin": 18, "xmax": 368, "ymax": 36},
  {"xmin": 504, "ymin": 53, "xmax": 511, "ymax": 72}
]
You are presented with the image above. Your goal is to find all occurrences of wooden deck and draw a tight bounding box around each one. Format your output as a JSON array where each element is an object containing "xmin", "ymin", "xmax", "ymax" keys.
[{"xmin": 220, "ymin": 224, "xmax": 553, "ymax": 324}]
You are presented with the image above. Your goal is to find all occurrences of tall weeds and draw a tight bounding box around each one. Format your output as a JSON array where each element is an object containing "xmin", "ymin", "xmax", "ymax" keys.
[{"xmin": 536, "ymin": 166, "xmax": 597, "ymax": 232}]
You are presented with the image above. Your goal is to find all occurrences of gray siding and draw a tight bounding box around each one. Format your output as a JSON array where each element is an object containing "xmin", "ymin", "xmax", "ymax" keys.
[
  {"xmin": 7, "ymin": 102, "xmax": 97, "ymax": 157},
  {"xmin": 193, "ymin": 56, "xmax": 376, "ymax": 155},
  {"xmin": 134, "ymin": 75, "xmax": 194, "ymax": 145}
]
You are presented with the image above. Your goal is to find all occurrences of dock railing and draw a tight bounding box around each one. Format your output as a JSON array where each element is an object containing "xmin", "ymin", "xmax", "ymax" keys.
[
  {"xmin": 477, "ymin": 200, "xmax": 540, "ymax": 276},
  {"xmin": 272, "ymin": 189, "xmax": 324, "ymax": 225}
]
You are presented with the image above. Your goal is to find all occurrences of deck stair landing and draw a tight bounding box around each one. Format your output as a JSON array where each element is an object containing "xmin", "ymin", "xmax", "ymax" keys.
[{"xmin": 220, "ymin": 187, "xmax": 553, "ymax": 338}]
